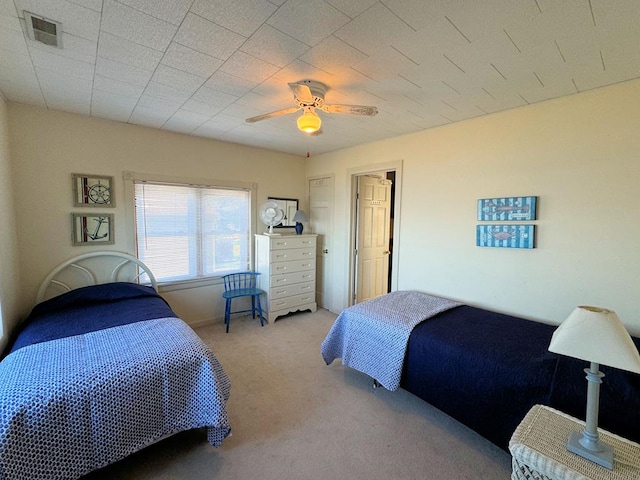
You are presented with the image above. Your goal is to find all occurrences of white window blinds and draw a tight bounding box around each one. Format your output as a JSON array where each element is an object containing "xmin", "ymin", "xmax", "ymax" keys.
[{"xmin": 134, "ymin": 181, "xmax": 250, "ymax": 283}]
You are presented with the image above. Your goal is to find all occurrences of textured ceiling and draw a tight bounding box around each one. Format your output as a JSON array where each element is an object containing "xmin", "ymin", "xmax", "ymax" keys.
[{"xmin": 0, "ymin": 0, "xmax": 639, "ymax": 156}]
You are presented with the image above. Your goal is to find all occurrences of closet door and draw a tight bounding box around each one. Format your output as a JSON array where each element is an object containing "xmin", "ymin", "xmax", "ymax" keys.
[{"xmin": 309, "ymin": 176, "xmax": 333, "ymax": 311}]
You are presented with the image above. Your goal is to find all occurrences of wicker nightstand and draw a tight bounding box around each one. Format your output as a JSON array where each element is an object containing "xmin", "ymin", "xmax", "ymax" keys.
[{"xmin": 509, "ymin": 405, "xmax": 640, "ymax": 480}]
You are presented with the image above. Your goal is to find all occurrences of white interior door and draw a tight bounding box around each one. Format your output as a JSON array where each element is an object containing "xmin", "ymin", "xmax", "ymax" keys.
[
  {"xmin": 355, "ymin": 175, "xmax": 391, "ymax": 303},
  {"xmin": 309, "ymin": 176, "xmax": 334, "ymax": 311}
]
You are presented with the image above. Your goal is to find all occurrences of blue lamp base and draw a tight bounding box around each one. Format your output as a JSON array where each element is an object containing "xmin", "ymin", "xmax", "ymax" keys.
[
  {"xmin": 295, "ymin": 222, "xmax": 303, "ymax": 235},
  {"xmin": 565, "ymin": 363, "xmax": 613, "ymax": 470},
  {"xmin": 567, "ymin": 430, "xmax": 613, "ymax": 469}
]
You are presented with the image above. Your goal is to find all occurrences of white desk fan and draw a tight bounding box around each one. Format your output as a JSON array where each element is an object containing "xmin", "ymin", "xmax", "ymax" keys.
[{"xmin": 259, "ymin": 200, "xmax": 285, "ymax": 235}]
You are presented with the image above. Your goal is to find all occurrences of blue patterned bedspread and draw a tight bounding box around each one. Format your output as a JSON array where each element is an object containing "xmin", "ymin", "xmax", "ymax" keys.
[
  {"xmin": 0, "ymin": 317, "xmax": 231, "ymax": 480},
  {"xmin": 321, "ymin": 291, "xmax": 461, "ymax": 390}
]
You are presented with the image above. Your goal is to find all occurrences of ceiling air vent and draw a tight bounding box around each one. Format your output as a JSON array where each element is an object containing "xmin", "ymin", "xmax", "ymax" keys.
[{"xmin": 24, "ymin": 11, "xmax": 63, "ymax": 48}]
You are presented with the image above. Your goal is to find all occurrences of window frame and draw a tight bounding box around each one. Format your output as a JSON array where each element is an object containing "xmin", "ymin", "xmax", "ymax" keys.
[{"xmin": 124, "ymin": 171, "xmax": 257, "ymax": 292}]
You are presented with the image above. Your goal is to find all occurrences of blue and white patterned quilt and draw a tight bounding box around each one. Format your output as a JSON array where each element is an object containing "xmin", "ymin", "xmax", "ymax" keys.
[
  {"xmin": 321, "ymin": 291, "xmax": 462, "ymax": 390},
  {"xmin": 0, "ymin": 317, "xmax": 231, "ymax": 480}
]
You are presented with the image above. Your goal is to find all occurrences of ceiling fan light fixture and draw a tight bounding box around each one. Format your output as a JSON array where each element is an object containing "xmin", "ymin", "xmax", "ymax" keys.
[{"xmin": 297, "ymin": 110, "xmax": 321, "ymax": 133}]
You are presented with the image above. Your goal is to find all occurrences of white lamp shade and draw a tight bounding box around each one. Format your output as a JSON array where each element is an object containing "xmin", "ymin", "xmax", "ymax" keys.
[
  {"xmin": 292, "ymin": 210, "xmax": 308, "ymax": 222},
  {"xmin": 549, "ymin": 306, "xmax": 640, "ymax": 374}
]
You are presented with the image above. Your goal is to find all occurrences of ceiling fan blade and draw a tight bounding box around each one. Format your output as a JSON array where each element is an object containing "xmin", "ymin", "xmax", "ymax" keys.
[
  {"xmin": 321, "ymin": 104, "xmax": 378, "ymax": 116},
  {"xmin": 288, "ymin": 83, "xmax": 314, "ymax": 103},
  {"xmin": 245, "ymin": 107, "xmax": 300, "ymax": 123}
]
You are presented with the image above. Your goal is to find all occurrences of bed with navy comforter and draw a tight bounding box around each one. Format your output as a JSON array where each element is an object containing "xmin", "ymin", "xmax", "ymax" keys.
[
  {"xmin": 322, "ymin": 291, "xmax": 640, "ymax": 449},
  {"xmin": 0, "ymin": 282, "xmax": 231, "ymax": 480}
]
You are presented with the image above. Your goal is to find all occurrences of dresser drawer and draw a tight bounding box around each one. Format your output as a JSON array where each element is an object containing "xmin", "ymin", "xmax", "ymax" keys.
[
  {"xmin": 270, "ymin": 236, "xmax": 316, "ymax": 250},
  {"xmin": 270, "ymin": 269, "xmax": 315, "ymax": 288},
  {"xmin": 269, "ymin": 292, "xmax": 316, "ymax": 312},
  {"xmin": 270, "ymin": 281, "xmax": 315, "ymax": 300},
  {"xmin": 270, "ymin": 259, "xmax": 315, "ymax": 276},
  {"xmin": 270, "ymin": 247, "xmax": 315, "ymax": 263}
]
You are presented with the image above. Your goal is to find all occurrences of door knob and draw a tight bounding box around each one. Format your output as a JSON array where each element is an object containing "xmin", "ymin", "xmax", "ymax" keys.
[{"xmin": 322, "ymin": 249, "xmax": 329, "ymax": 254}]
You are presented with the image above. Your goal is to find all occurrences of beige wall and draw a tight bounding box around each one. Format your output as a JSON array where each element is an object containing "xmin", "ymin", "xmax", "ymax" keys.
[
  {"xmin": 0, "ymin": 95, "xmax": 20, "ymax": 350},
  {"xmin": 307, "ymin": 79, "xmax": 640, "ymax": 334},
  {"xmin": 5, "ymin": 78, "xmax": 640, "ymax": 339},
  {"xmin": 8, "ymin": 104, "xmax": 306, "ymax": 325}
]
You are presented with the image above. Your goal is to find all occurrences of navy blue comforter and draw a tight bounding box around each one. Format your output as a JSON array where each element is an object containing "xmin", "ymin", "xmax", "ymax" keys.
[
  {"xmin": 401, "ymin": 305, "xmax": 640, "ymax": 449},
  {"xmin": 4, "ymin": 282, "xmax": 176, "ymax": 356}
]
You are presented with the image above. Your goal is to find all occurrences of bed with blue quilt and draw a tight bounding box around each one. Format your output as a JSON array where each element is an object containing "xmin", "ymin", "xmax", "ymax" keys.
[
  {"xmin": 0, "ymin": 252, "xmax": 231, "ymax": 480},
  {"xmin": 321, "ymin": 290, "xmax": 640, "ymax": 449}
]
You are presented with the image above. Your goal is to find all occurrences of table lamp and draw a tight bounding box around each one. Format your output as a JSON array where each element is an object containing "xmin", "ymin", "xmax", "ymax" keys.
[
  {"xmin": 292, "ymin": 210, "xmax": 308, "ymax": 235},
  {"xmin": 548, "ymin": 306, "xmax": 640, "ymax": 469}
]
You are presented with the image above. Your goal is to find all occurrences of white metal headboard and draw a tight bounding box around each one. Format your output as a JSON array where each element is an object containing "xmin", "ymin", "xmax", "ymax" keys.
[{"xmin": 36, "ymin": 251, "xmax": 158, "ymax": 303}]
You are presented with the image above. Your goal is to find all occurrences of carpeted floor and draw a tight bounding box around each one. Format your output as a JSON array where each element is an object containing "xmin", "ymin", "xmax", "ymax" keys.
[{"xmin": 84, "ymin": 308, "xmax": 511, "ymax": 479}]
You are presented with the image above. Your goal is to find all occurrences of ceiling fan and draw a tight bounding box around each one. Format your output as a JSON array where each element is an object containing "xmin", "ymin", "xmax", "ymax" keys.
[{"xmin": 245, "ymin": 80, "xmax": 378, "ymax": 134}]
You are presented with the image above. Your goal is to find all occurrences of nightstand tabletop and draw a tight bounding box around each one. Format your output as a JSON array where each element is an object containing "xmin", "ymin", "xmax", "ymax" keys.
[{"xmin": 509, "ymin": 405, "xmax": 640, "ymax": 480}]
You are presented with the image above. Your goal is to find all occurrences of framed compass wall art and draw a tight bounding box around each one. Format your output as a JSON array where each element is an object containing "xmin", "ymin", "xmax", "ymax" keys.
[
  {"xmin": 73, "ymin": 173, "xmax": 114, "ymax": 207},
  {"xmin": 72, "ymin": 213, "xmax": 114, "ymax": 246}
]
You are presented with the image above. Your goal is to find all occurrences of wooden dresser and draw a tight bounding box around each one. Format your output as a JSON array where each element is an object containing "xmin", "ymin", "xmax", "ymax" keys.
[{"xmin": 255, "ymin": 234, "xmax": 317, "ymax": 323}]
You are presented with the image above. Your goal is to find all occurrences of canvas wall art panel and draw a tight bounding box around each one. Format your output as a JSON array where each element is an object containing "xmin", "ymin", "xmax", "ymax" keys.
[
  {"xmin": 477, "ymin": 196, "xmax": 537, "ymax": 221},
  {"xmin": 476, "ymin": 224, "xmax": 535, "ymax": 249}
]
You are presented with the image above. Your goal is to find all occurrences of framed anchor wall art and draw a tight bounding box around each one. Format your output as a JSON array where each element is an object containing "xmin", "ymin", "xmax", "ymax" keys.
[
  {"xmin": 72, "ymin": 173, "xmax": 114, "ymax": 207},
  {"xmin": 72, "ymin": 213, "xmax": 114, "ymax": 246}
]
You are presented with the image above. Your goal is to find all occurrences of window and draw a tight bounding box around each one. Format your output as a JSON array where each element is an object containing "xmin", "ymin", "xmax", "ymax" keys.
[{"xmin": 134, "ymin": 181, "xmax": 251, "ymax": 283}]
